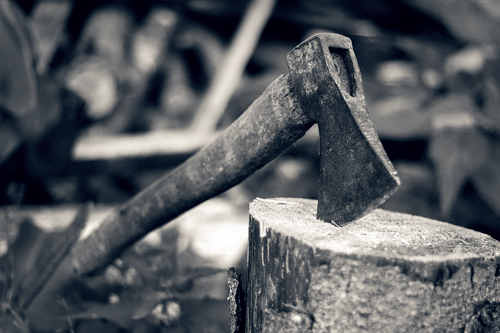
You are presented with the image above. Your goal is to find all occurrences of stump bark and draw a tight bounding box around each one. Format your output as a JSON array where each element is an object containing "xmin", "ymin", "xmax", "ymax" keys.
[{"xmin": 246, "ymin": 198, "xmax": 500, "ymax": 332}]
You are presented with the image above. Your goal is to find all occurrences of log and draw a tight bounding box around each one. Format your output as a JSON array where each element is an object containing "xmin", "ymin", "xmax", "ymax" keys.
[
  {"xmin": 68, "ymin": 130, "xmax": 217, "ymax": 175},
  {"xmin": 247, "ymin": 198, "xmax": 500, "ymax": 332}
]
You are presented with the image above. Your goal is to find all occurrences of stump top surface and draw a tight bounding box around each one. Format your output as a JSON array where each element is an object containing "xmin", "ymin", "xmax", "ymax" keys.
[{"xmin": 250, "ymin": 198, "xmax": 500, "ymax": 261}]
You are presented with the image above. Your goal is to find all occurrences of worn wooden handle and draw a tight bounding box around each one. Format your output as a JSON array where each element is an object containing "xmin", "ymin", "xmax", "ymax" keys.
[{"xmin": 72, "ymin": 74, "xmax": 314, "ymax": 276}]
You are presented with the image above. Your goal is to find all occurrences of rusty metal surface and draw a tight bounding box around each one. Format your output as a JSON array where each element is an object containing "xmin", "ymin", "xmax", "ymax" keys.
[{"xmin": 287, "ymin": 33, "xmax": 400, "ymax": 225}]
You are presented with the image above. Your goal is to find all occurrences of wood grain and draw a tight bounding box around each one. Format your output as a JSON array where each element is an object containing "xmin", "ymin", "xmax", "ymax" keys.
[{"xmin": 247, "ymin": 198, "xmax": 500, "ymax": 332}]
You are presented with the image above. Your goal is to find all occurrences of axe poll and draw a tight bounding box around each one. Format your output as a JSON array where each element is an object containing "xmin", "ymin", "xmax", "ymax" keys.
[{"xmin": 72, "ymin": 33, "xmax": 400, "ymax": 276}]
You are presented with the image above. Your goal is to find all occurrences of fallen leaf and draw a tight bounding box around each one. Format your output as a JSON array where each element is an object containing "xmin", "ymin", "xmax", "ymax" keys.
[
  {"xmin": 0, "ymin": 115, "xmax": 22, "ymax": 164},
  {"xmin": 131, "ymin": 290, "xmax": 172, "ymax": 320},
  {"xmin": 71, "ymin": 288, "xmax": 169, "ymax": 329},
  {"xmin": 149, "ymin": 300, "xmax": 181, "ymax": 326},
  {"xmin": 0, "ymin": 0, "xmax": 37, "ymax": 117},
  {"xmin": 30, "ymin": 0, "xmax": 72, "ymax": 73},
  {"xmin": 0, "ymin": 310, "xmax": 29, "ymax": 333},
  {"xmin": 404, "ymin": 0, "xmax": 500, "ymax": 44},
  {"xmin": 471, "ymin": 140, "xmax": 500, "ymax": 216},
  {"xmin": 375, "ymin": 60, "xmax": 419, "ymax": 86},
  {"xmin": 429, "ymin": 124, "xmax": 489, "ymax": 215},
  {"xmin": 12, "ymin": 204, "xmax": 90, "ymax": 310},
  {"xmin": 369, "ymin": 90, "xmax": 430, "ymax": 140},
  {"xmin": 445, "ymin": 46, "xmax": 487, "ymax": 76},
  {"xmin": 478, "ymin": 75, "xmax": 500, "ymax": 133},
  {"xmin": 76, "ymin": 5, "xmax": 133, "ymax": 64},
  {"xmin": 65, "ymin": 57, "xmax": 117, "ymax": 120}
]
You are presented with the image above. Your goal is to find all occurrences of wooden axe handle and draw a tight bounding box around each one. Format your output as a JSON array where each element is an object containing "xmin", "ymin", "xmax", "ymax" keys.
[{"xmin": 72, "ymin": 74, "xmax": 314, "ymax": 276}]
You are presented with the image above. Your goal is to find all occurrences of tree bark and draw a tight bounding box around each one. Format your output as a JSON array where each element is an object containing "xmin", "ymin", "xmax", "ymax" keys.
[{"xmin": 247, "ymin": 198, "xmax": 500, "ymax": 332}]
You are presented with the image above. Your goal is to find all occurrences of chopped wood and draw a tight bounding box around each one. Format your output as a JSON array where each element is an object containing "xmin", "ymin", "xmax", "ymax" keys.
[{"xmin": 247, "ymin": 198, "xmax": 500, "ymax": 332}]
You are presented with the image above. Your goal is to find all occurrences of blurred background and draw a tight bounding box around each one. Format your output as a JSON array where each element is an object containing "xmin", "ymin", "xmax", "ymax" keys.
[{"xmin": 1, "ymin": 0, "xmax": 500, "ymax": 332}]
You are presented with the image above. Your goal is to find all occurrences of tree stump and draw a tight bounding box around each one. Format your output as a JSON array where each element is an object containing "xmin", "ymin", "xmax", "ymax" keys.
[{"xmin": 246, "ymin": 198, "xmax": 500, "ymax": 332}]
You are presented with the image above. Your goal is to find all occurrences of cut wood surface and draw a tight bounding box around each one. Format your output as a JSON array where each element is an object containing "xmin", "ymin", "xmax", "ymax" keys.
[{"xmin": 247, "ymin": 198, "xmax": 500, "ymax": 332}]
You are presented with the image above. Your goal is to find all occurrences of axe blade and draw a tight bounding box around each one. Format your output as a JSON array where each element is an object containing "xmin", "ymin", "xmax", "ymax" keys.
[{"xmin": 287, "ymin": 33, "xmax": 400, "ymax": 225}]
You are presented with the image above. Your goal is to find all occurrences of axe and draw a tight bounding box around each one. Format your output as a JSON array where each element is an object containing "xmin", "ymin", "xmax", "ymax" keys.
[{"xmin": 73, "ymin": 33, "xmax": 400, "ymax": 276}]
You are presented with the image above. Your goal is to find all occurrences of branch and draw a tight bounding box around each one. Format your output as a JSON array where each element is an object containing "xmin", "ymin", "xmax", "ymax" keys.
[{"xmin": 190, "ymin": 0, "xmax": 278, "ymax": 134}]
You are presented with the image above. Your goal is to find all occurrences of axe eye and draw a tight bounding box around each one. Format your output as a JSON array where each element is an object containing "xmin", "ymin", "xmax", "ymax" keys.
[{"xmin": 329, "ymin": 46, "xmax": 356, "ymax": 98}]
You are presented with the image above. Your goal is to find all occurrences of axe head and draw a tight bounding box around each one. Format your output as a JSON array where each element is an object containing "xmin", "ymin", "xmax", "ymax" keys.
[{"xmin": 287, "ymin": 33, "xmax": 400, "ymax": 226}]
